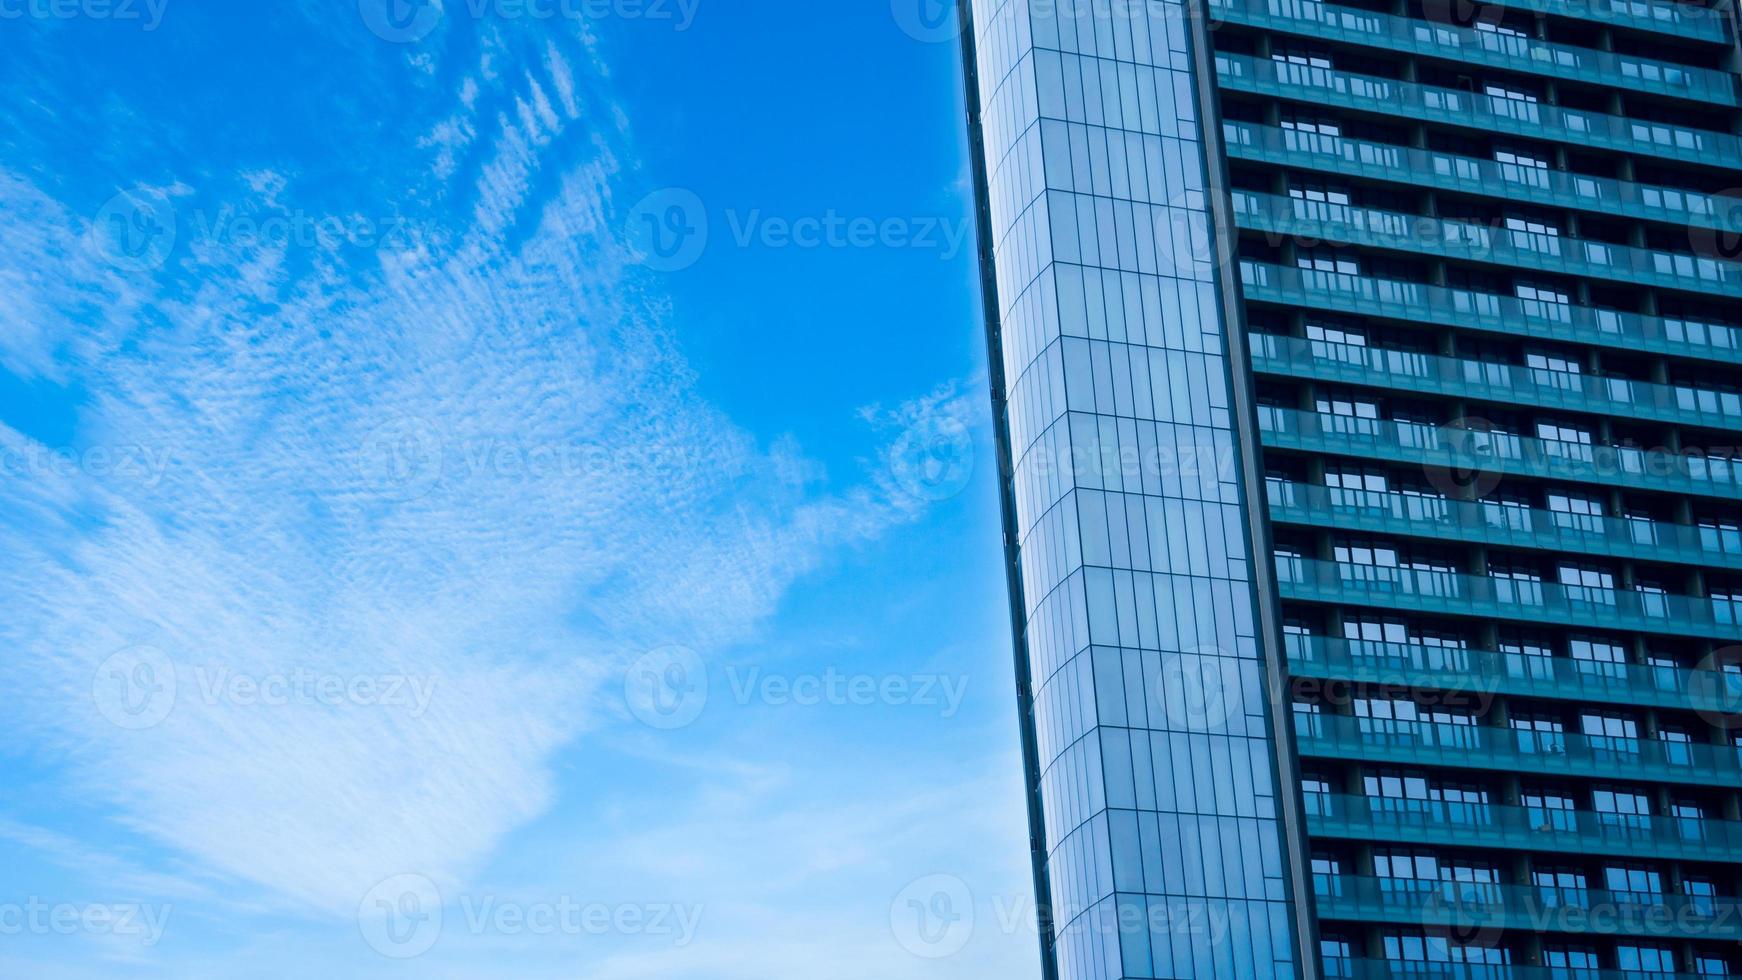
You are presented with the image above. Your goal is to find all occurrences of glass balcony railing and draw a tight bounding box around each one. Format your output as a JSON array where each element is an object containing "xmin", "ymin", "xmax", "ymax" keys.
[
  {"xmin": 1256, "ymin": 406, "xmax": 1742, "ymax": 502},
  {"xmin": 1237, "ymin": 260, "xmax": 1742, "ymax": 366},
  {"xmin": 1264, "ymin": 480, "xmax": 1742, "ymax": 571},
  {"xmin": 1214, "ymin": 53, "xmax": 1742, "ymax": 168},
  {"xmin": 1275, "ymin": 554, "xmax": 1742, "ymax": 640},
  {"xmin": 1208, "ymin": 0, "xmax": 1737, "ymax": 105},
  {"xmin": 1294, "ymin": 710, "xmax": 1742, "ymax": 788},
  {"xmin": 1249, "ymin": 333, "xmax": 1742, "ymax": 429},
  {"xmin": 1222, "ymin": 121, "xmax": 1742, "ymax": 232},
  {"xmin": 1326, "ymin": 958, "xmax": 1742, "ymax": 980},
  {"xmin": 1305, "ymin": 791, "xmax": 1742, "ymax": 863},
  {"xmin": 1231, "ymin": 190, "xmax": 1742, "ymax": 299},
  {"xmin": 1286, "ymin": 633, "xmax": 1742, "ymax": 716},
  {"xmin": 1312, "ymin": 872, "xmax": 1742, "ymax": 939}
]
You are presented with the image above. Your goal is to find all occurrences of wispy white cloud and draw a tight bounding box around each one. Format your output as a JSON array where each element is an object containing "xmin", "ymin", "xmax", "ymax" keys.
[{"xmin": 0, "ymin": 17, "xmax": 965, "ymax": 923}]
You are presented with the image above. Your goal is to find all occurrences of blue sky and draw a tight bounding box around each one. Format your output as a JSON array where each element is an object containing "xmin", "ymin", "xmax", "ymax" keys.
[{"xmin": 0, "ymin": 2, "xmax": 1042, "ymax": 976}]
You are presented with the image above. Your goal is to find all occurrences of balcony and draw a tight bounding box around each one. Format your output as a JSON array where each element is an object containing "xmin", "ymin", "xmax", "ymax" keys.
[
  {"xmin": 1313, "ymin": 872, "xmax": 1742, "ymax": 939},
  {"xmin": 1208, "ymin": 0, "xmax": 1736, "ymax": 105},
  {"xmin": 1453, "ymin": 0, "xmax": 1731, "ymax": 43},
  {"xmin": 1294, "ymin": 711, "xmax": 1742, "ymax": 787},
  {"xmin": 1214, "ymin": 53, "xmax": 1742, "ymax": 169},
  {"xmin": 1256, "ymin": 406, "xmax": 1742, "ymax": 502},
  {"xmin": 1326, "ymin": 959, "xmax": 1742, "ymax": 980},
  {"xmin": 1231, "ymin": 190, "xmax": 1742, "ymax": 299},
  {"xmin": 1249, "ymin": 333, "xmax": 1742, "ymax": 429},
  {"xmin": 1305, "ymin": 792, "xmax": 1742, "ymax": 863},
  {"xmin": 1222, "ymin": 121, "xmax": 1742, "ymax": 231},
  {"xmin": 1286, "ymin": 631, "xmax": 1742, "ymax": 715},
  {"xmin": 1276, "ymin": 554, "xmax": 1742, "ymax": 641},
  {"xmin": 1264, "ymin": 480, "xmax": 1742, "ymax": 571},
  {"xmin": 1237, "ymin": 260, "xmax": 1742, "ymax": 366}
]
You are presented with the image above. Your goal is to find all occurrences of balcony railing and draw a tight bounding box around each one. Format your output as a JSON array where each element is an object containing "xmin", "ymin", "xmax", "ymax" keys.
[
  {"xmin": 1276, "ymin": 554, "xmax": 1742, "ymax": 640},
  {"xmin": 1231, "ymin": 190, "xmax": 1742, "ymax": 298},
  {"xmin": 1237, "ymin": 260, "xmax": 1742, "ymax": 366},
  {"xmin": 1222, "ymin": 121, "xmax": 1742, "ymax": 231},
  {"xmin": 1305, "ymin": 791, "xmax": 1742, "ymax": 863},
  {"xmin": 1265, "ymin": 480, "xmax": 1742, "ymax": 570},
  {"xmin": 1294, "ymin": 710, "xmax": 1742, "ymax": 787},
  {"xmin": 1214, "ymin": 53, "xmax": 1742, "ymax": 168},
  {"xmin": 1256, "ymin": 406, "xmax": 1742, "ymax": 502},
  {"xmin": 1312, "ymin": 872, "xmax": 1742, "ymax": 939},
  {"xmin": 1251, "ymin": 334, "xmax": 1742, "ymax": 430},
  {"xmin": 1208, "ymin": 0, "xmax": 1736, "ymax": 105},
  {"xmin": 1285, "ymin": 631, "xmax": 1742, "ymax": 715},
  {"xmin": 1325, "ymin": 958, "xmax": 1742, "ymax": 980}
]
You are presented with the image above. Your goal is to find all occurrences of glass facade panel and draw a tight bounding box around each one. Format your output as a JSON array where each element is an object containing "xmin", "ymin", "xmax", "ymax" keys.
[{"xmin": 963, "ymin": 0, "xmax": 1742, "ymax": 977}]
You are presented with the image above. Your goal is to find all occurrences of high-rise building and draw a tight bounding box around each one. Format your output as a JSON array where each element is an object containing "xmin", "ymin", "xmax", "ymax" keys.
[{"xmin": 958, "ymin": 0, "xmax": 1742, "ymax": 977}]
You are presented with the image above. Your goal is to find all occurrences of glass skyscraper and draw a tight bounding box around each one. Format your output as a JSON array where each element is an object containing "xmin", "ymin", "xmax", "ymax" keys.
[{"xmin": 959, "ymin": 0, "xmax": 1742, "ymax": 977}]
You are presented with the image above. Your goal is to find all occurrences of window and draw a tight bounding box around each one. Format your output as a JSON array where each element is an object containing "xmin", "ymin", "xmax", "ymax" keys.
[
  {"xmin": 1494, "ymin": 147, "xmax": 1547, "ymax": 169},
  {"xmin": 1336, "ymin": 540, "xmax": 1399, "ymax": 567},
  {"xmin": 1537, "ymin": 420, "xmax": 1591, "ymax": 444},
  {"xmin": 1547, "ymin": 490, "xmax": 1606, "ymax": 533},
  {"xmin": 1604, "ymin": 865, "xmax": 1664, "ymax": 897},
  {"xmin": 1593, "ymin": 786, "xmax": 1650, "ymax": 818},
  {"xmin": 1560, "ymin": 564, "xmax": 1616, "ymax": 590},
  {"xmin": 1475, "ymin": 20, "xmax": 1527, "ymax": 38},
  {"xmin": 1516, "ymin": 281, "xmax": 1570, "ymax": 306},
  {"xmin": 1288, "ymin": 181, "xmax": 1351, "ymax": 208},
  {"xmin": 1686, "ymin": 878, "xmax": 1719, "ymax": 916},
  {"xmin": 1485, "ymin": 82, "xmax": 1539, "ymax": 104},
  {"xmin": 1321, "ymin": 936, "xmax": 1354, "ymax": 978},
  {"xmin": 1317, "ymin": 396, "xmax": 1379, "ymax": 419},
  {"xmin": 1298, "ymin": 250, "xmax": 1358, "ymax": 276},
  {"xmin": 1582, "ymin": 712, "xmax": 1639, "ymax": 740},
  {"xmin": 1305, "ymin": 320, "xmax": 1366, "ymax": 348},
  {"xmin": 1326, "ymin": 467, "xmax": 1388, "ymax": 493},
  {"xmin": 1383, "ymin": 930, "xmax": 1511, "ymax": 966},
  {"xmin": 1569, "ymin": 636, "xmax": 1627, "ymax": 680},
  {"xmin": 1524, "ymin": 788, "xmax": 1577, "ymax": 831},
  {"xmin": 1534, "ymin": 868, "xmax": 1589, "ymax": 910},
  {"xmin": 1274, "ymin": 49, "xmax": 1332, "ymax": 69},
  {"xmin": 1512, "ymin": 713, "xmax": 1566, "ymax": 754},
  {"xmin": 1542, "ymin": 947, "xmax": 1600, "ymax": 970},
  {"xmin": 1281, "ymin": 115, "xmax": 1342, "ymax": 137}
]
